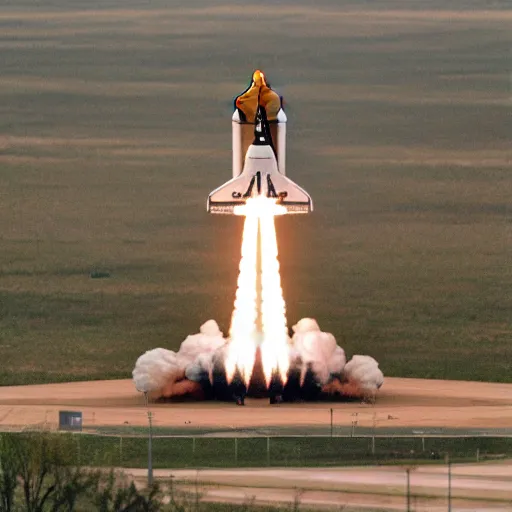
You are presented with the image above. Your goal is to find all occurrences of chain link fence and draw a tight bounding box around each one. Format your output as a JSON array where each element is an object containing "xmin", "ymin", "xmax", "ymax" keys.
[
  {"xmin": 1, "ymin": 406, "xmax": 512, "ymax": 468},
  {"xmin": 1, "ymin": 432, "xmax": 504, "ymax": 469}
]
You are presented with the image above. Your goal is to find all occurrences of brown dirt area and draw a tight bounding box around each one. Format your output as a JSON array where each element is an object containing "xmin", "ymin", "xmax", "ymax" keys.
[
  {"xmin": 125, "ymin": 464, "xmax": 512, "ymax": 511},
  {"xmin": 0, "ymin": 377, "xmax": 511, "ymax": 430}
]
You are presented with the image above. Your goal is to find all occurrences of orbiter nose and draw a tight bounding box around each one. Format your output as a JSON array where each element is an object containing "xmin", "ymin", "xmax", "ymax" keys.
[
  {"xmin": 235, "ymin": 70, "xmax": 281, "ymax": 123},
  {"xmin": 252, "ymin": 69, "xmax": 267, "ymax": 86}
]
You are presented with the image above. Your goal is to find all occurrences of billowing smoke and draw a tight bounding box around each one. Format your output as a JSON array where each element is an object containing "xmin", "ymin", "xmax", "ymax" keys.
[
  {"xmin": 133, "ymin": 320, "xmax": 226, "ymax": 399},
  {"xmin": 341, "ymin": 355, "xmax": 384, "ymax": 397},
  {"xmin": 132, "ymin": 319, "xmax": 384, "ymax": 402},
  {"xmin": 290, "ymin": 318, "xmax": 346, "ymax": 385},
  {"xmin": 132, "ymin": 347, "xmax": 181, "ymax": 394}
]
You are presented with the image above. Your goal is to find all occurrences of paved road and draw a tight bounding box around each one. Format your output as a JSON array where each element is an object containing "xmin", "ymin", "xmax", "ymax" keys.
[{"xmin": 127, "ymin": 462, "xmax": 512, "ymax": 511}]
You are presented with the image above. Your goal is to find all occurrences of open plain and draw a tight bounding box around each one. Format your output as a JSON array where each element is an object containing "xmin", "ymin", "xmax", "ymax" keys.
[{"xmin": 0, "ymin": 0, "xmax": 511, "ymax": 388}]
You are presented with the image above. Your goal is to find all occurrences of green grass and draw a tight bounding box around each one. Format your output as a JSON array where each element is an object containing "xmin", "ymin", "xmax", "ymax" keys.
[
  {"xmin": 0, "ymin": 0, "xmax": 511, "ymax": 385},
  {"xmin": 11, "ymin": 434, "xmax": 510, "ymax": 469}
]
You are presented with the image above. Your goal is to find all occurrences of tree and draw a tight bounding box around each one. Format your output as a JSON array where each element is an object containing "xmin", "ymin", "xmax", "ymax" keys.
[
  {"xmin": 0, "ymin": 434, "xmax": 18, "ymax": 512},
  {"xmin": 0, "ymin": 432, "xmax": 163, "ymax": 511},
  {"xmin": 94, "ymin": 469, "xmax": 163, "ymax": 512},
  {"xmin": 48, "ymin": 464, "xmax": 102, "ymax": 512},
  {"xmin": 4, "ymin": 432, "xmax": 103, "ymax": 512},
  {"xmin": 9, "ymin": 432, "xmax": 86, "ymax": 512}
]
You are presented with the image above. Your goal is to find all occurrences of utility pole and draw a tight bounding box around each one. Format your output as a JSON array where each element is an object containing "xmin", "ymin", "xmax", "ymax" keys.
[
  {"xmin": 144, "ymin": 392, "xmax": 153, "ymax": 486},
  {"xmin": 447, "ymin": 455, "xmax": 452, "ymax": 512},
  {"xmin": 406, "ymin": 468, "xmax": 411, "ymax": 512}
]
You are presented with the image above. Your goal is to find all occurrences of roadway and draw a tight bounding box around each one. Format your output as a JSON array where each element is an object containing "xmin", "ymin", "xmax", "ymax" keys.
[{"xmin": 128, "ymin": 462, "xmax": 512, "ymax": 511}]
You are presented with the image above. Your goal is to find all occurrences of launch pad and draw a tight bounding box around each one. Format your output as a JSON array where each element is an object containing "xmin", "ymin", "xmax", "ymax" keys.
[
  {"xmin": 196, "ymin": 347, "xmax": 360, "ymax": 406},
  {"xmin": 1, "ymin": 377, "xmax": 512, "ymax": 432}
]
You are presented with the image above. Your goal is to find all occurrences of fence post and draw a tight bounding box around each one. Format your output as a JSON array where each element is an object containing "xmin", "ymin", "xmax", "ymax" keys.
[
  {"xmin": 266, "ymin": 437, "xmax": 270, "ymax": 466},
  {"xmin": 476, "ymin": 447, "xmax": 479, "ymax": 462},
  {"xmin": 350, "ymin": 412, "xmax": 358, "ymax": 437},
  {"xmin": 422, "ymin": 437, "xmax": 425, "ymax": 452},
  {"xmin": 192, "ymin": 437, "xmax": 196, "ymax": 456},
  {"xmin": 372, "ymin": 435, "xmax": 375, "ymax": 455},
  {"xmin": 119, "ymin": 436, "xmax": 123, "ymax": 466},
  {"xmin": 234, "ymin": 438, "xmax": 238, "ymax": 465},
  {"xmin": 75, "ymin": 435, "xmax": 81, "ymax": 466}
]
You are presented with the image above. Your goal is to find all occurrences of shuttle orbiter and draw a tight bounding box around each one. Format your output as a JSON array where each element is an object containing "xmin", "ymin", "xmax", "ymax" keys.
[{"xmin": 207, "ymin": 70, "xmax": 313, "ymax": 214}]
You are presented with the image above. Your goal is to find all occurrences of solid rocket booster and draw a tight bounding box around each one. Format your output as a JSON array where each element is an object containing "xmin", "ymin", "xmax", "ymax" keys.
[{"xmin": 207, "ymin": 70, "xmax": 313, "ymax": 215}]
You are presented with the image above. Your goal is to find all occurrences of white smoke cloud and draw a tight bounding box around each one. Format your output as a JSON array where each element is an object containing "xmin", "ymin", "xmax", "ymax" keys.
[
  {"xmin": 343, "ymin": 355, "xmax": 384, "ymax": 396},
  {"xmin": 132, "ymin": 320, "xmax": 227, "ymax": 397},
  {"xmin": 289, "ymin": 320, "xmax": 384, "ymax": 397},
  {"xmin": 291, "ymin": 319, "xmax": 346, "ymax": 385},
  {"xmin": 178, "ymin": 320, "xmax": 225, "ymax": 367},
  {"xmin": 132, "ymin": 348, "xmax": 182, "ymax": 394},
  {"xmin": 292, "ymin": 321, "xmax": 345, "ymax": 385},
  {"xmin": 132, "ymin": 318, "xmax": 384, "ymax": 400},
  {"xmin": 292, "ymin": 318, "xmax": 321, "ymax": 333}
]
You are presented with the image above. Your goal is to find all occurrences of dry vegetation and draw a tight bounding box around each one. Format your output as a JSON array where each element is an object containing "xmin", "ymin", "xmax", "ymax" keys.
[{"xmin": 0, "ymin": 0, "xmax": 510, "ymax": 385}]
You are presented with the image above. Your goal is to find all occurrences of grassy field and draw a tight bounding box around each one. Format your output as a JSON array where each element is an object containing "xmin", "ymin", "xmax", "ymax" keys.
[
  {"xmin": 0, "ymin": 0, "xmax": 511, "ymax": 385},
  {"xmin": 4, "ymin": 433, "xmax": 511, "ymax": 469}
]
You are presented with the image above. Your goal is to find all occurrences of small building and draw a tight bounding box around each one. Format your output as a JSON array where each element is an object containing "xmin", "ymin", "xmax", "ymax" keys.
[{"xmin": 58, "ymin": 411, "xmax": 83, "ymax": 431}]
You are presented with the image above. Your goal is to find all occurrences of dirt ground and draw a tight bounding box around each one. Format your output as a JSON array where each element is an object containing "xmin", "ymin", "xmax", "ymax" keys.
[{"xmin": 0, "ymin": 377, "xmax": 511, "ymax": 430}]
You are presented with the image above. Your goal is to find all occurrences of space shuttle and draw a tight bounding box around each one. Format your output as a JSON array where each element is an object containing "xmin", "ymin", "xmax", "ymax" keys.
[{"xmin": 207, "ymin": 70, "xmax": 313, "ymax": 214}]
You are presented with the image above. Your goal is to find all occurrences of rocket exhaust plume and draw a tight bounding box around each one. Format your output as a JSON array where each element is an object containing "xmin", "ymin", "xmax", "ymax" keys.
[
  {"xmin": 224, "ymin": 211, "xmax": 259, "ymax": 385},
  {"xmin": 259, "ymin": 203, "xmax": 289, "ymax": 387},
  {"xmin": 227, "ymin": 197, "xmax": 289, "ymax": 389}
]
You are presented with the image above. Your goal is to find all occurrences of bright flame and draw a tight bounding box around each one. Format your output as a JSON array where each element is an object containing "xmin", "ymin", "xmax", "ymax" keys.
[
  {"xmin": 224, "ymin": 212, "xmax": 259, "ymax": 385},
  {"xmin": 227, "ymin": 196, "xmax": 289, "ymax": 388},
  {"xmin": 234, "ymin": 196, "xmax": 286, "ymax": 217},
  {"xmin": 259, "ymin": 208, "xmax": 290, "ymax": 387}
]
